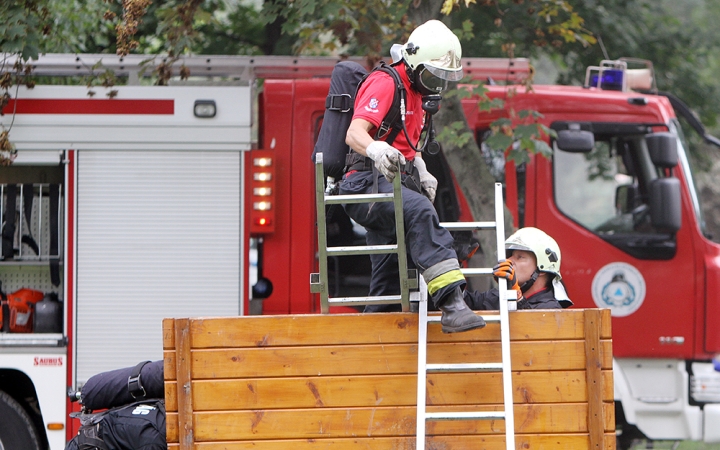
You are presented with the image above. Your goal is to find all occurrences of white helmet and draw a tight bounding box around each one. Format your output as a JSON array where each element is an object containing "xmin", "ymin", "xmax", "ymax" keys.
[
  {"xmin": 401, "ymin": 20, "xmax": 463, "ymax": 95},
  {"xmin": 505, "ymin": 227, "xmax": 562, "ymax": 279}
]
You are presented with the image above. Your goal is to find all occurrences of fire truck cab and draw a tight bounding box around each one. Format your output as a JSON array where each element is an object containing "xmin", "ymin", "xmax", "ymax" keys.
[{"xmin": 466, "ymin": 60, "xmax": 720, "ymax": 447}]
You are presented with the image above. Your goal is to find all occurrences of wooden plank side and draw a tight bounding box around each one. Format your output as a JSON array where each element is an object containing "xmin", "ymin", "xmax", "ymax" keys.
[
  {"xmin": 181, "ymin": 310, "xmax": 595, "ymax": 349},
  {"xmin": 167, "ymin": 403, "xmax": 600, "ymax": 441},
  {"xmin": 163, "ymin": 319, "xmax": 175, "ymax": 405},
  {"xmin": 163, "ymin": 318, "xmax": 175, "ymax": 350},
  {"xmin": 164, "ymin": 309, "xmax": 615, "ymax": 447},
  {"xmin": 585, "ymin": 309, "xmax": 605, "ymax": 449},
  {"xmin": 174, "ymin": 318, "xmax": 194, "ymax": 450},
  {"xmin": 167, "ymin": 434, "xmax": 610, "ymax": 450},
  {"xmin": 164, "ymin": 342, "xmax": 611, "ymax": 381},
  {"xmin": 599, "ymin": 308, "xmax": 612, "ymax": 340},
  {"xmin": 163, "ymin": 340, "xmax": 611, "ymax": 380},
  {"xmin": 164, "ymin": 370, "xmax": 614, "ymax": 412}
]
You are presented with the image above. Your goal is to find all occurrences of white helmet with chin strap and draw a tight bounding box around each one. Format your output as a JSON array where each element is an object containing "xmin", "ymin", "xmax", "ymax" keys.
[
  {"xmin": 505, "ymin": 227, "xmax": 573, "ymax": 309},
  {"xmin": 505, "ymin": 227, "xmax": 562, "ymax": 279},
  {"xmin": 401, "ymin": 20, "xmax": 463, "ymax": 95}
]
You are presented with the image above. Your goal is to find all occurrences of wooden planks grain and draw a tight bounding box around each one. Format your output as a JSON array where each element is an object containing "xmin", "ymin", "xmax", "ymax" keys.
[{"xmin": 164, "ymin": 308, "xmax": 614, "ymax": 449}]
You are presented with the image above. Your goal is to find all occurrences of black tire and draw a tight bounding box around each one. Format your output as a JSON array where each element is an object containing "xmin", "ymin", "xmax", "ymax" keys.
[
  {"xmin": 0, "ymin": 390, "xmax": 41, "ymax": 450},
  {"xmin": 615, "ymin": 401, "xmax": 648, "ymax": 450}
]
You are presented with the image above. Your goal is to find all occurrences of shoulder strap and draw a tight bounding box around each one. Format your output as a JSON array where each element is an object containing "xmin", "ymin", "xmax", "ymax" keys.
[
  {"xmin": 356, "ymin": 62, "xmax": 406, "ymax": 145},
  {"xmin": 76, "ymin": 423, "xmax": 110, "ymax": 450},
  {"xmin": 373, "ymin": 61, "xmax": 406, "ymax": 145},
  {"xmin": 128, "ymin": 360, "xmax": 152, "ymax": 399}
]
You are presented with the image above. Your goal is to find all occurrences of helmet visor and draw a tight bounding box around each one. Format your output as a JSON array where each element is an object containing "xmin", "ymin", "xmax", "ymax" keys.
[
  {"xmin": 425, "ymin": 58, "xmax": 464, "ymax": 82},
  {"xmin": 419, "ymin": 67, "xmax": 449, "ymax": 93}
]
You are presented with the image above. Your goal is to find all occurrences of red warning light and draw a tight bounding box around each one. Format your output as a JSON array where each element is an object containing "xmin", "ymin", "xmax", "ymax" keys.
[{"xmin": 249, "ymin": 149, "xmax": 276, "ymax": 234}]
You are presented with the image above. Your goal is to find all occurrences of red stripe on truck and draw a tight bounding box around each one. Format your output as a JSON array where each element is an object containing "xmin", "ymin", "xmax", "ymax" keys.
[{"xmin": 2, "ymin": 99, "xmax": 174, "ymax": 115}]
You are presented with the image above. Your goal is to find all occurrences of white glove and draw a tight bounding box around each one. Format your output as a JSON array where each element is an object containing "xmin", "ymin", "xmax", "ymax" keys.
[
  {"xmin": 365, "ymin": 141, "xmax": 406, "ymax": 182},
  {"xmin": 413, "ymin": 157, "xmax": 438, "ymax": 203}
]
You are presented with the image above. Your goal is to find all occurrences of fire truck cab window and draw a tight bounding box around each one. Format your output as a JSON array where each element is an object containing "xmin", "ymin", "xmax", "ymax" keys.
[{"xmin": 553, "ymin": 134, "xmax": 676, "ymax": 260}]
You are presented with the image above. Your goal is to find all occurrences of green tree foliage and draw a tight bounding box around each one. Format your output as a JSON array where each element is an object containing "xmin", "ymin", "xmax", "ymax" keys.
[
  {"xmin": 262, "ymin": 0, "xmax": 414, "ymax": 60},
  {"xmin": 443, "ymin": 0, "xmax": 595, "ymax": 58}
]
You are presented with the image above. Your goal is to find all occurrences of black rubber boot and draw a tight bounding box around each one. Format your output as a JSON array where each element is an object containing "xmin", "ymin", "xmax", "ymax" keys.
[{"xmin": 438, "ymin": 287, "xmax": 486, "ymax": 333}]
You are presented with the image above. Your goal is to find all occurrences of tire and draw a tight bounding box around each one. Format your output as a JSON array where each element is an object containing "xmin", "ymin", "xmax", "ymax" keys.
[{"xmin": 0, "ymin": 390, "xmax": 41, "ymax": 450}]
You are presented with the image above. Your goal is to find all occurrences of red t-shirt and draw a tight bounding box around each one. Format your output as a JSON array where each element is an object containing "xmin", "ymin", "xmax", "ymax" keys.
[{"xmin": 352, "ymin": 66, "xmax": 423, "ymax": 161}]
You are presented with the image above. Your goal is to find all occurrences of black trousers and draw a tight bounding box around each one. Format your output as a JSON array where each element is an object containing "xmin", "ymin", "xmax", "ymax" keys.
[{"xmin": 339, "ymin": 170, "xmax": 462, "ymax": 312}]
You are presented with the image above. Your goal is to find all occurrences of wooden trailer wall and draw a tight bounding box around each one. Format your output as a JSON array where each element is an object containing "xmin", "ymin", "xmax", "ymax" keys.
[{"xmin": 163, "ymin": 308, "xmax": 614, "ymax": 449}]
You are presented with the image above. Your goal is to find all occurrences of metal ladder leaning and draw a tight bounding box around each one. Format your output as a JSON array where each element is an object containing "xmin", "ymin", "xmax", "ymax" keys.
[
  {"xmin": 415, "ymin": 182, "xmax": 517, "ymax": 450},
  {"xmin": 310, "ymin": 153, "xmax": 416, "ymax": 313}
]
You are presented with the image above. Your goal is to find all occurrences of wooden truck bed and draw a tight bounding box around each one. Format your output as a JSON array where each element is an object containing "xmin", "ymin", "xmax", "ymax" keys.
[{"xmin": 163, "ymin": 308, "xmax": 614, "ymax": 449}]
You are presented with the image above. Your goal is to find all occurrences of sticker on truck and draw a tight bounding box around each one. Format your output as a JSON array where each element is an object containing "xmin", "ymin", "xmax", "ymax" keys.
[{"xmin": 591, "ymin": 262, "xmax": 646, "ymax": 317}]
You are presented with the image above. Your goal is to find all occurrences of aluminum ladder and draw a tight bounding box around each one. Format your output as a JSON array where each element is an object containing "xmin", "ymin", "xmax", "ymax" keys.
[
  {"xmin": 310, "ymin": 153, "xmax": 415, "ymax": 313},
  {"xmin": 415, "ymin": 182, "xmax": 517, "ymax": 450}
]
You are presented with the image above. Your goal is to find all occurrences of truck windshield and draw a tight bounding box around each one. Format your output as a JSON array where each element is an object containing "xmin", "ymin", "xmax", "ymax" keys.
[{"xmin": 553, "ymin": 123, "xmax": 681, "ymax": 260}]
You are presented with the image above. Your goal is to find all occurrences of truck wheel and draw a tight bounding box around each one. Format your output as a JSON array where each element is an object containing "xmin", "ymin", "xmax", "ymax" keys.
[{"xmin": 0, "ymin": 390, "xmax": 41, "ymax": 450}]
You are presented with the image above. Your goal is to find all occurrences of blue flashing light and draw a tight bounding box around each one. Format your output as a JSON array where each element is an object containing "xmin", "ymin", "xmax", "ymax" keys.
[{"xmin": 590, "ymin": 69, "xmax": 625, "ymax": 91}]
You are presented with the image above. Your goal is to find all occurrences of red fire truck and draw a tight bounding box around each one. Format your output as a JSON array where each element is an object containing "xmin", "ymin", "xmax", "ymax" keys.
[{"xmin": 0, "ymin": 54, "xmax": 719, "ymax": 449}]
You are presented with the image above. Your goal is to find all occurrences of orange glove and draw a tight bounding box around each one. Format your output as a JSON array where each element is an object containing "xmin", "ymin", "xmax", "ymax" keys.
[{"xmin": 493, "ymin": 260, "xmax": 521, "ymax": 299}]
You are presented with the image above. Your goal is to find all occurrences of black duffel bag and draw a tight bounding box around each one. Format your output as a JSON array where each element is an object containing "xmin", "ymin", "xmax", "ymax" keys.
[
  {"xmin": 81, "ymin": 360, "xmax": 164, "ymax": 412},
  {"xmin": 65, "ymin": 399, "xmax": 166, "ymax": 450}
]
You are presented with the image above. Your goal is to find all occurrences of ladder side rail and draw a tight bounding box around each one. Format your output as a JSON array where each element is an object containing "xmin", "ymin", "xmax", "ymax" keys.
[
  {"xmin": 392, "ymin": 173, "xmax": 411, "ymax": 312},
  {"xmin": 494, "ymin": 182, "xmax": 516, "ymax": 450},
  {"xmin": 314, "ymin": 154, "xmax": 332, "ymax": 313},
  {"xmin": 415, "ymin": 278, "xmax": 429, "ymax": 450}
]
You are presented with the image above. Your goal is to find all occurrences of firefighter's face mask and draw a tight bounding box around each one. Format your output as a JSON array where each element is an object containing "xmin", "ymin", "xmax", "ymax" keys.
[{"xmin": 415, "ymin": 66, "xmax": 448, "ymax": 96}]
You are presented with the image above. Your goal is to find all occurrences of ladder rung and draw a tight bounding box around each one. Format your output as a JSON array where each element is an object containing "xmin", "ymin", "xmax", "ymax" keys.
[
  {"xmin": 439, "ymin": 221, "xmax": 496, "ymax": 231},
  {"xmin": 327, "ymin": 295, "xmax": 403, "ymax": 306},
  {"xmin": 327, "ymin": 244, "xmax": 397, "ymax": 256},
  {"xmin": 325, "ymin": 193, "xmax": 395, "ymax": 205},
  {"xmin": 426, "ymin": 363, "xmax": 503, "ymax": 373},
  {"xmin": 425, "ymin": 411, "xmax": 506, "ymax": 421},
  {"xmin": 459, "ymin": 268, "xmax": 492, "ymax": 276},
  {"xmin": 424, "ymin": 314, "xmax": 500, "ymax": 324}
]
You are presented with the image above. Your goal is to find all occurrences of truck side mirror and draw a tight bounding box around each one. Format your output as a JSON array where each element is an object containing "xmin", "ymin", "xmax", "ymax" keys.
[
  {"xmin": 556, "ymin": 129, "xmax": 594, "ymax": 153},
  {"xmin": 650, "ymin": 177, "xmax": 681, "ymax": 232},
  {"xmin": 646, "ymin": 132, "xmax": 678, "ymax": 168},
  {"xmin": 615, "ymin": 184, "xmax": 640, "ymax": 214}
]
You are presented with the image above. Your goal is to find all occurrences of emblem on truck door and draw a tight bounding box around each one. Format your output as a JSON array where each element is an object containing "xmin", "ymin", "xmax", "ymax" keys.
[{"xmin": 591, "ymin": 262, "xmax": 646, "ymax": 317}]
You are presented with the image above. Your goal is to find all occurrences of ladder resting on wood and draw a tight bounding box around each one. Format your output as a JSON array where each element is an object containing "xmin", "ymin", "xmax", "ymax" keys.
[{"xmin": 163, "ymin": 308, "xmax": 615, "ymax": 449}]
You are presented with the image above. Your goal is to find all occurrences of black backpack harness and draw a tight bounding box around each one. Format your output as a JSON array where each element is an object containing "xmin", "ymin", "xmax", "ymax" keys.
[{"xmin": 325, "ymin": 61, "xmax": 412, "ymax": 175}]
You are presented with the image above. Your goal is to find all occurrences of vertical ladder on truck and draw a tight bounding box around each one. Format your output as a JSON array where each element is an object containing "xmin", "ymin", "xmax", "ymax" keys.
[
  {"xmin": 415, "ymin": 182, "xmax": 516, "ymax": 450},
  {"xmin": 310, "ymin": 153, "xmax": 415, "ymax": 313}
]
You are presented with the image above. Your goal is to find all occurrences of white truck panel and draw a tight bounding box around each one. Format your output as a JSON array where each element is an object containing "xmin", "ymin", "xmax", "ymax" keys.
[
  {"xmin": 75, "ymin": 150, "xmax": 243, "ymax": 383},
  {"xmin": 615, "ymin": 358, "xmax": 703, "ymax": 440},
  {"xmin": 0, "ymin": 86, "xmax": 252, "ymax": 151}
]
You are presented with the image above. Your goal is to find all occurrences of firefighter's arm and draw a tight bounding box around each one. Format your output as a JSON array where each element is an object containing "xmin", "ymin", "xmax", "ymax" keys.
[
  {"xmin": 346, "ymin": 118, "xmax": 405, "ymax": 181},
  {"xmin": 345, "ymin": 118, "xmax": 375, "ymax": 156}
]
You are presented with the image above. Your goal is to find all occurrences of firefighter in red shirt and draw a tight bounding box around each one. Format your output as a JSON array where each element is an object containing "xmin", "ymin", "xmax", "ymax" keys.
[{"xmin": 340, "ymin": 20, "xmax": 485, "ymax": 333}]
